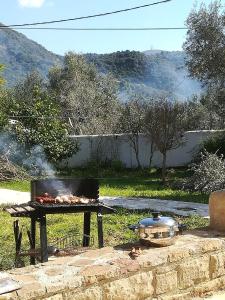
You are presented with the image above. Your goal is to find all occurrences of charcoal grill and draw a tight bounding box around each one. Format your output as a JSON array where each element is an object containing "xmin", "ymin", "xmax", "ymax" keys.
[{"xmin": 5, "ymin": 178, "xmax": 115, "ymax": 264}]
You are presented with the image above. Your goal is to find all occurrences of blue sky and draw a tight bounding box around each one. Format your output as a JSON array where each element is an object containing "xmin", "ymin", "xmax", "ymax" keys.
[{"xmin": 1, "ymin": 0, "xmax": 221, "ymax": 55}]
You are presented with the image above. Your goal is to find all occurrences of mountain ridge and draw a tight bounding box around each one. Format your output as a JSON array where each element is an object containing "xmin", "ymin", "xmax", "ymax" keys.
[
  {"xmin": 0, "ymin": 23, "xmax": 63, "ymax": 85},
  {"xmin": 0, "ymin": 24, "xmax": 201, "ymax": 99}
]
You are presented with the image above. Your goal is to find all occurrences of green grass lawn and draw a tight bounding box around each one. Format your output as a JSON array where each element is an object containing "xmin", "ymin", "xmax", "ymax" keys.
[
  {"xmin": 0, "ymin": 167, "xmax": 209, "ymax": 270},
  {"xmin": 0, "ymin": 207, "xmax": 209, "ymax": 270},
  {"xmin": 0, "ymin": 168, "xmax": 209, "ymax": 203}
]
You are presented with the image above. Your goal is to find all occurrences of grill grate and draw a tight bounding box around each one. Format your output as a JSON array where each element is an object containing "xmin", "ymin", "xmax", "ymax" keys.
[{"xmin": 31, "ymin": 178, "xmax": 99, "ymax": 208}]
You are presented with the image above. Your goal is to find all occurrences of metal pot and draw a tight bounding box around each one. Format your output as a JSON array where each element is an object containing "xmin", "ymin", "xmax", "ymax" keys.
[{"xmin": 129, "ymin": 212, "xmax": 186, "ymax": 247}]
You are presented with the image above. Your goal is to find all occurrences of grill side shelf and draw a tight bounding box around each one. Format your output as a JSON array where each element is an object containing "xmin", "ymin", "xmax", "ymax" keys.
[{"xmin": 5, "ymin": 204, "xmax": 36, "ymax": 217}]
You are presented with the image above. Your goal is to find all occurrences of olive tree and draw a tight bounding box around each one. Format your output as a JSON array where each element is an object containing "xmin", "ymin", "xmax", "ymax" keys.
[
  {"xmin": 48, "ymin": 52, "xmax": 121, "ymax": 135},
  {"xmin": 119, "ymin": 98, "xmax": 146, "ymax": 168},
  {"xmin": 144, "ymin": 97, "xmax": 185, "ymax": 183},
  {"xmin": 0, "ymin": 64, "xmax": 4, "ymax": 86},
  {"xmin": 6, "ymin": 72, "xmax": 78, "ymax": 170},
  {"xmin": 184, "ymin": 1, "xmax": 225, "ymax": 86},
  {"xmin": 183, "ymin": 1, "xmax": 225, "ymax": 126}
]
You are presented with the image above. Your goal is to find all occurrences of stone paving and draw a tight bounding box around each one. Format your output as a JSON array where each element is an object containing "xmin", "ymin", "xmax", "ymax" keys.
[
  {"xmin": 0, "ymin": 189, "xmax": 30, "ymax": 205},
  {"xmin": 100, "ymin": 196, "xmax": 209, "ymax": 217},
  {"xmin": 0, "ymin": 189, "xmax": 209, "ymax": 217}
]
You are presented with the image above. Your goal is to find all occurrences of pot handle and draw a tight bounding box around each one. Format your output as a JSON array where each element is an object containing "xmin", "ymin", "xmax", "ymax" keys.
[
  {"xmin": 152, "ymin": 212, "xmax": 161, "ymax": 220},
  {"xmin": 178, "ymin": 224, "xmax": 187, "ymax": 235}
]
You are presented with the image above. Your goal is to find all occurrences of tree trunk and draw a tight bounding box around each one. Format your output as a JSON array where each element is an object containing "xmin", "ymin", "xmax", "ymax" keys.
[
  {"xmin": 161, "ymin": 152, "xmax": 167, "ymax": 185},
  {"xmin": 135, "ymin": 151, "xmax": 142, "ymax": 169},
  {"xmin": 134, "ymin": 135, "xmax": 142, "ymax": 169},
  {"xmin": 149, "ymin": 141, "xmax": 154, "ymax": 168},
  {"xmin": 130, "ymin": 135, "xmax": 142, "ymax": 169}
]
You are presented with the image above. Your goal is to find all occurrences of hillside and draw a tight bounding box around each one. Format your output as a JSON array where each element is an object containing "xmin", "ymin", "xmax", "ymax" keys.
[
  {"xmin": 0, "ymin": 25, "xmax": 201, "ymax": 99},
  {"xmin": 86, "ymin": 50, "xmax": 201, "ymax": 100},
  {"xmin": 0, "ymin": 24, "xmax": 62, "ymax": 85}
]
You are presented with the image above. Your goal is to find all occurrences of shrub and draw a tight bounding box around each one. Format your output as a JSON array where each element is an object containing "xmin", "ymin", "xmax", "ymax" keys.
[
  {"xmin": 203, "ymin": 132, "xmax": 225, "ymax": 157},
  {"xmin": 184, "ymin": 151, "xmax": 225, "ymax": 193},
  {"xmin": 110, "ymin": 160, "xmax": 125, "ymax": 171},
  {"xmin": 0, "ymin": 155, "xmax": 29, "ymax": 181}
]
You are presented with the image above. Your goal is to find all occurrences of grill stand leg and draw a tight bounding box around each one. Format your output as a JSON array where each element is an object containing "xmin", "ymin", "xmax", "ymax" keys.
[
  {"xmin": 83, "ymin": 212, "xmax": 91, "ymax": 247},
  {"xmin": 39, "ymin": 214, "xmax": 48, "ymax": 263},
  {"xmin": 97, "ymin": 209, "xmax": 103, "ymax": 248},
  {"xmin": 13, "ymin": 220, "xmax": 23, "ymax": 268},
  {"xmin": 30, "ymin": 217, "xmax": 36, "ymax": 265}
]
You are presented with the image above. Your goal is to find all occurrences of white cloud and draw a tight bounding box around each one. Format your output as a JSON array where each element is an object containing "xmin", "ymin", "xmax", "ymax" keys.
[{"xmin": 18, "ymin": 0, "xmax": 45, "ymax": 8}]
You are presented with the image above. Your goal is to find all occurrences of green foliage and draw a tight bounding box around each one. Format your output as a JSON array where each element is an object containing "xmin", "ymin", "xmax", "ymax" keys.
[
  {"xmin": 184, "ymin": 1, "xmax": 225, "ymax": 86},
  {"xmin": 184, "ymin": 1, "xmax": 225, "ymax": 126},
  {"xmin": 110, "ymin": 160, "xmax": 125, "ymax": 171},
  {"xmin": 145, "ymin": 97, "xmax": 186, "ymax": 183},
  {"xmin": 202, "ymin": 132, "xmax": 225, "ymax": 157},
  {"xmin": 145, "ymin": 98, "xmax": 185, "ymax": 154},
  {"xmin": 183, "ymin": 96, "xmax": 218, "ymax": 130},
  {"xmin": 0, "ymin": 64, "xmax": 5, "ymax": 86},
  {"xmin": 119, "ymin": 98, "xmax": 146, "ymax": 168},
  {"xmin": 86, "ymin": 50, "xmax": 149, "ymax": 81},
  {"xmin": 86, "ymin": 50, "xmax": 201, "ymax": 99},
  {"xmin": 84, "ymin": 159, "xmax": 125, "ymax": 172},
  {"xmin": 49, "ymin": 52, "xmax": 120, "ymax": 135},
  {"xmin": 7, "ymin": 72, "xmax": 78, "ymax": 167},
  {"xmin": 0, "ymin": 22, "xmax": 201, "ymax": 99},
  {"xmin": 0, "ymin": 89, "xmax": 9, "ymax": 130},
  {"xmin": 184, "ymin": 151, "xmax": 225, "ymax": 193}
]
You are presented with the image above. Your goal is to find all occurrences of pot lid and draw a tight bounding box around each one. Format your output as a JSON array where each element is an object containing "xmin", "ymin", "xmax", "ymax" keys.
[{"xmin": 139, "ymin": 212, "xmax": 177, "ymax": 228}]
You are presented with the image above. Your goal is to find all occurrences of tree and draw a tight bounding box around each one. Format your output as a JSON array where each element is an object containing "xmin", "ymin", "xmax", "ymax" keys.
[
  {"xmin": 7, "ymin": 72, "xmax": 78, "ymax": 170},
  {"xmin": 0, "ymin": 64, "xmax": 5, "ymax": 86},
  {"xmin": 0, "ymin": 65, "xmax": 8, "ymax": 130},
  {"xmin": 144, "ymin": 97, "xmax": 185, "ymax": 184},
  {"xmin": 48, "ymin": 52, "xmax": 120, "ymax": 135},
  {"xmin": 119, "ymin": 98, "xmax": 146, "ymax": 168},
  {"xmin": 184, "ymin": 151, "xmax": 225, "ymax": 193},
  {"xmin": 184, "ymin": 1, "xmax": 225, "ymax": 87},
  {"xmin": 183, "ymin": 1, "xmax": 225, "ymax": 127},
  {"xmin": 182, "ymin": 96, "xmax": 219, "ymax": 130}
]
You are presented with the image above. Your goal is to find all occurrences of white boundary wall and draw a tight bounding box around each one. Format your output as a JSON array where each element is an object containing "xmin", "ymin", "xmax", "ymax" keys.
[{"xmin": 64, "ymin": 131, "xmax": 220, "ymax": 168}]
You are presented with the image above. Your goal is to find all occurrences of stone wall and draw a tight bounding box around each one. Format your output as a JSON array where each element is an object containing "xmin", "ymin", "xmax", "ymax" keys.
[
  {"xmin": 65, "ymin": 130, "xmax": 219, "ymax": 168},
  {"xmin": 1, "ymin": 231, "xmax": 225, "ymax": 300}
]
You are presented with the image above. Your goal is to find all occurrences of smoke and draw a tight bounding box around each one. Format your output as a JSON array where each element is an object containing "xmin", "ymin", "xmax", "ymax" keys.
[
  {"xmin": 0, "ymin": 132, "xmax": 56, "ymax": 177},
  {"xmin": 41, "ymin": 179, "xmax": 72, "ymax": 196},
  {"xmin": 22, "ymin": 145, "xmax": 55, "ymax": 176}
]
